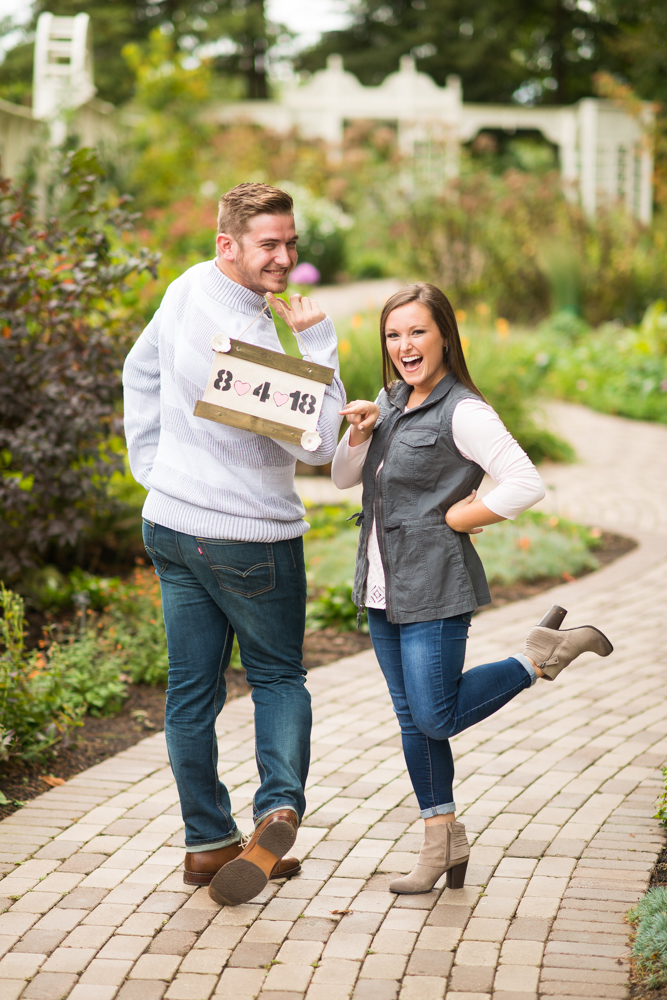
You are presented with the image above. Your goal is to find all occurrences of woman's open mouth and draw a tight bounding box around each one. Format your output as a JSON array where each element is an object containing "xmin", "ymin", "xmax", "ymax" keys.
[{"xmin": 401, "ymin": 354, "xmax": 423, "ymax": 373}]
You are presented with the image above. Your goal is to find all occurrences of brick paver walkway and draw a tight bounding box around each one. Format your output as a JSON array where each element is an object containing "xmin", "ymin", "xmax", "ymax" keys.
[{"xmin": 1, "ymin": 402, "xmax": 666, "ymax": 1000}]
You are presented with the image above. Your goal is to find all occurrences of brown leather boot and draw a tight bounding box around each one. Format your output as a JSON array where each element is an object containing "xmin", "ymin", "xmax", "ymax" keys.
[
  {"xmin": 209, "ymin": 808, "xmax": 299, "ymax": 905},
  {"xmin": 184, "ymin": 841, "xmax": 301, "ymax": 886}
]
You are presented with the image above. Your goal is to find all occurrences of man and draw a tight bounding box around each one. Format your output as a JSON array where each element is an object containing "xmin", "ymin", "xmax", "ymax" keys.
[{"xmin": 123, "ymin": 182, "xmax": 345, "ymax": 905}]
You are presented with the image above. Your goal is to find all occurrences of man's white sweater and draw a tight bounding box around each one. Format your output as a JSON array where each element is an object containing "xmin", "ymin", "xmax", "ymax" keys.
[{"xmin": 123, "ymin": 260, "xmax": 345, "ymax": 542}]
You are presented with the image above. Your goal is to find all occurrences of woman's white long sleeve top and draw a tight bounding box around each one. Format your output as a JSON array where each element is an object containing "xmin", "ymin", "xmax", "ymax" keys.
[{"xmin": 331, "ymin": 397, "xmax": 546, "ymax": 609}]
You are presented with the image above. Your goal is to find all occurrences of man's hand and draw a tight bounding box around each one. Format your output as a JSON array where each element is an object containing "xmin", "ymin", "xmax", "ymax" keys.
[
  {"xmin": 445, "ymin": 490, "xmax": 506, "ymax": 534},
  {"xmin": 267, "ymin": 292, "xmax": 326, "ymax": 333},
  {"xmin": 339, "ymin": 399, "xmax": 380, "ymax": 447}
]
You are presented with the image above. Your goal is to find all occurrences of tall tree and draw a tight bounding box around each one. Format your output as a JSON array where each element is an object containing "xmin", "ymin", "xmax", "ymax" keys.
[
  {"xmin": 297, "ymin": 0, "xmax": 625, "ymax": 105},
  {"xmin": 601, "ymin": 0, "xmax": 667, "ymax": 105}
]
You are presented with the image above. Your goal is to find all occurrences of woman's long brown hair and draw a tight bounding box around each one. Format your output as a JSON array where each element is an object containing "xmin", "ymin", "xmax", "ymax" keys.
[{"xmin": 380, "ymin": 282, "xmax": 485, "ymax": 400}]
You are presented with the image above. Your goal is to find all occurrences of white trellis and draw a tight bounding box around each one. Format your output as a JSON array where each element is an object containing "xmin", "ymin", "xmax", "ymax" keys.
[{"xmin": 214, "ymin": 55, "xmax": 654, "ymax": 224}]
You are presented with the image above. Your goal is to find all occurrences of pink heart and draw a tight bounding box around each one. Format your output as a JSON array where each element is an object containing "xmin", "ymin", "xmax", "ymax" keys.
[
  {"xmin": 273, "ymin": 392, "xmax": 288, "ymax": 407},
  {"xmin": 234, "ymin": 381, "xmax": 251, "ymax": 396}
]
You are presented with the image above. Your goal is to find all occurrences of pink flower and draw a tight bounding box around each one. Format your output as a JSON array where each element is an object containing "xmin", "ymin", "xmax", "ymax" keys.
[{"xmin": 291, "ymin": 262, "xmax": 321, "ymax": 285}]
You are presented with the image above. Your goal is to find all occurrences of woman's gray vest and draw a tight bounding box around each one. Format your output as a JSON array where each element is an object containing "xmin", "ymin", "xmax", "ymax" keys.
[{"xmin": 351, "ymin": 373, "xmax": 491, "ymax": 624}]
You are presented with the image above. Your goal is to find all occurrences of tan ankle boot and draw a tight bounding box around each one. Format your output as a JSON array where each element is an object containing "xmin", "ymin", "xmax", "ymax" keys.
[
  {"xmin": 525, "ymin": 624, "xmax": 613, "ymax": 681},
  {"xmin": 389, "ymin": 821, "xmax": 469, "ymax": 895}
]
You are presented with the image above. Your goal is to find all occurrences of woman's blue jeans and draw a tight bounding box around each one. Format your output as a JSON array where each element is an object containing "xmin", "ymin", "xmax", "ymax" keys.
[
  {"xmin": 367, "ymin": 608, "xmax": 534, "ymax": 818},
  {"xmin": 143, "ymin": 520, "xmax": 311, "ymax": 851}
]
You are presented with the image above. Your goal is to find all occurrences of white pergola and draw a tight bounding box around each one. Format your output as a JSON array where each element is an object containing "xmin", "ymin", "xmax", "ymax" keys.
[
  {"xmin": 0, "ymin": 22, "xmax": 654, "ymax": 224},
  {"xmin": 215, "ymin": 54, "xmax": 654, "ymax": 223}
]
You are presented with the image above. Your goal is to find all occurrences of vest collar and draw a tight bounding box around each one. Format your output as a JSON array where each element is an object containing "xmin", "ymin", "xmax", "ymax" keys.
[{"xmin": 388, "ymin": 372, "xmax": 458, "ymax": 413}]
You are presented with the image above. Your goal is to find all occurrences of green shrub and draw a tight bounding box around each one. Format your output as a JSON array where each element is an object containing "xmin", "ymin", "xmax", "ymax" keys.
[
  {"xmin": 22, "ymin": 566, "xmax": 122, "ymax": 614},
  {"xmin": 55, "ymin": 634, "xmax": 127, "ymax": 718},
  {"xmin": 0, "ymin": 150, "xmax": 157, "ymax": 582},
  {"xmin": 542, "ymin": 300, "xmax": 667, "ymax": 424},
  {"xmin": 628, "ymin": 887, "xmax": 667, "ymax": 989},
  {"xmin": 306, "ymin": 585, "xmax": 366, "ymax": 633},
  {"xmin": 101, "ymin": 567, "xmax": 170, "ymax": 686},
  {"xmin": 0, "ymin": 585, "xmax": 84, "ymax": 761},
  {"xmin": 396, "ymin": 169, "xmax": 667, "ymax": 326},
  {"xmin": 475, "ymin": 512, "xmax": 600, "ymax": 585}
]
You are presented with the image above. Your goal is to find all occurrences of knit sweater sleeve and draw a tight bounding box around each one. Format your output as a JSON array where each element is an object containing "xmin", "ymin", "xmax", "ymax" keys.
[
  {"xmin": 274, "ymin": 316, "xmax": 346, "ymax": 465},
  {"xmin": 122, "ymin": 309, "xmax": 161, "ymax": 491}
]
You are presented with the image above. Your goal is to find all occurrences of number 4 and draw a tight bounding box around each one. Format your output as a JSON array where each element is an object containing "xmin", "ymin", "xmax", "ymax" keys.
[{"xmin": 253, "ymin": 381, "xmax": 271, "ymax": 402}]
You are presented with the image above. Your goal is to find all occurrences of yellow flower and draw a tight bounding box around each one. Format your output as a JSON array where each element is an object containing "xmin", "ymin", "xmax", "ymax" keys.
[
  {"xmin": 461, "ymin": 336, "xmax": 470, "ymax": 354},
  {"xmin": 476, "ymin": 303, "xmax": 490, "ymax": 316},
  {"xmin": 496, "ymin": 317, "xmax": 510, "ymax": 338},
  {"xmin": 455, "ymin": 309, "xmax": 467, "ymax": 323},
  {"xmin": 339, "ymin": 339, "xmax": 351, "ymax": 355},
  {"xmin": 350, "ymin": 314, "xmax": 363, "ymax": 329}
]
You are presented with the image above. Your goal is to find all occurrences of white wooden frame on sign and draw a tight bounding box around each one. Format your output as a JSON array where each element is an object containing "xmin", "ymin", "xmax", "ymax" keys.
[{"xmin": 194, "ymin": 302, "xmax": 334, "ymax": 451}]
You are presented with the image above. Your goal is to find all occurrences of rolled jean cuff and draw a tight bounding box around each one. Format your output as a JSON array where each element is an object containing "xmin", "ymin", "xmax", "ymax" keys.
[
  {"xmin": 254, "ymin": 805, "xmax": 300, "ymax": 828},
  {"xmin": 420, "ymin": 801, "xmax": 456, "ymax": 819},
  {"xmin": 512, "ymin": 653, "xmax": 537, "ymax": 686},
  {"xmin": 185, "ymin": 829, "xmax": 242, "ymax": 853}
]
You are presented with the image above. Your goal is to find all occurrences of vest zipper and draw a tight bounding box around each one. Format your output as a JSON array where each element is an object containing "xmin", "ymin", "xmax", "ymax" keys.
[{"xmin": 374, "ymin": 416, "xmax": 403, "ymax": 623}]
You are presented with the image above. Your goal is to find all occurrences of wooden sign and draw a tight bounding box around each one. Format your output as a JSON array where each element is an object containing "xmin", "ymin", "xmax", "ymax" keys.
[{"xmin": 194, "ymin": 336, "xmax": 334, "ymax": 451}]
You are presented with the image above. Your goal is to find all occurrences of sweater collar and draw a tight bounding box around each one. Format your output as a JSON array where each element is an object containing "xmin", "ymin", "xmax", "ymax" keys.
[{"xmin": 201, "ymin": 260, "xmax": 268, "ymax": 316}]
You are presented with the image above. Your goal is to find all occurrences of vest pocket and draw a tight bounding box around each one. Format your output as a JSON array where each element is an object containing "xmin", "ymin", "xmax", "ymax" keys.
[
  {"xmin": 423, "ymin": 525, "xmax": 475, "ymax": 608},
  {"xmin": 402, "ymin": 428, "xmax": 440, "ymax": 492}
]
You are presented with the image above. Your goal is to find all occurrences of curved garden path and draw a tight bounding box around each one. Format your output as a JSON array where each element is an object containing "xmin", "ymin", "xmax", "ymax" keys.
[{"xmin": 1, "ymin": 401, "xmax": 666, "ymax": 1000}]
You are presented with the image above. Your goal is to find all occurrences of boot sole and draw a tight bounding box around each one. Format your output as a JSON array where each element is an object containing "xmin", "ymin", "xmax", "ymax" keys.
[
  {"xmin": 209, "ymin": 858, "xmax": 268, "ymax": 905},
  {"xmin": 184, "ymin": 860, "xmax": 301, "ymax": 887},
  {"xmin": 209, "ymin": 820, "xmax": 298, "ymax": 905}
]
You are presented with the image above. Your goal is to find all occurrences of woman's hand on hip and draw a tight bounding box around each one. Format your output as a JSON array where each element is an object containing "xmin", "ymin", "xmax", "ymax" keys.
[
  {"xmin": 339, "ymin": 400, "xmax": 380, "ymax": 446},
  {"xmin": 446, "ymin": 490, "xmax": 506, "ymax": 534}
]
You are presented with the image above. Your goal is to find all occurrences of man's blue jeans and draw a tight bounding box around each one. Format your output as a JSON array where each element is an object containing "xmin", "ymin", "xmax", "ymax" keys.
[
  {"xmin": 143, "ymin": 520, "xmax": 311, "ymax": 851},
  {"xmin": 367, "ymin": 608, "xmax": 534, "ymax": 818}
]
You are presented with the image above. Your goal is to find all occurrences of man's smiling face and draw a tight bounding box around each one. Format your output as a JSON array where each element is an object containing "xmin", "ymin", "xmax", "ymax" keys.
[{"xmin": 215, "ymin": 213, "xmax": 298, "ymax": 295}]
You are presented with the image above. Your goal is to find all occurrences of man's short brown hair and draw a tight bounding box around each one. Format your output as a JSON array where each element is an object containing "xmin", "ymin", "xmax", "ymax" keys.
[{"xmin": 217, "ymin": 182, "xmax": 294, "ymax": 242}]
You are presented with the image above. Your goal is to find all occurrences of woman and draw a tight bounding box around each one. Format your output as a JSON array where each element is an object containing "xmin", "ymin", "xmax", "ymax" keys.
[{"xmin": 331, "ymin": 283, "xmax": 613, "ymax": 895}]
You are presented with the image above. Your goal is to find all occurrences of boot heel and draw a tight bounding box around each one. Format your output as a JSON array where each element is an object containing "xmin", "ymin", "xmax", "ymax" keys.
[
  {"xmin": 537, "ymin": 605, "xmax": 567, "ymax": 629},
  {"xmin": 446, "ymin": 859, "xmax": 468, "ymax": 889}
]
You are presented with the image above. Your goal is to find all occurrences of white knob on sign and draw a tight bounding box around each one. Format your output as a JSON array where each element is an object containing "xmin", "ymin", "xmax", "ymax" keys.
[
  {"xmin": 300, "ymin": 431, "xmax": 321, "ymax": 452},
  {"xmin": 211, "ymin": 332, "xmax": 231, "ymax": 353}
]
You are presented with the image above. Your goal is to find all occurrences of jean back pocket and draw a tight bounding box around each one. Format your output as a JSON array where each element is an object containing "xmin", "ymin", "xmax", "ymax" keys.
[{"xmin": 198, "ymin": 540, "xmax": 275, "ymax": 598}]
